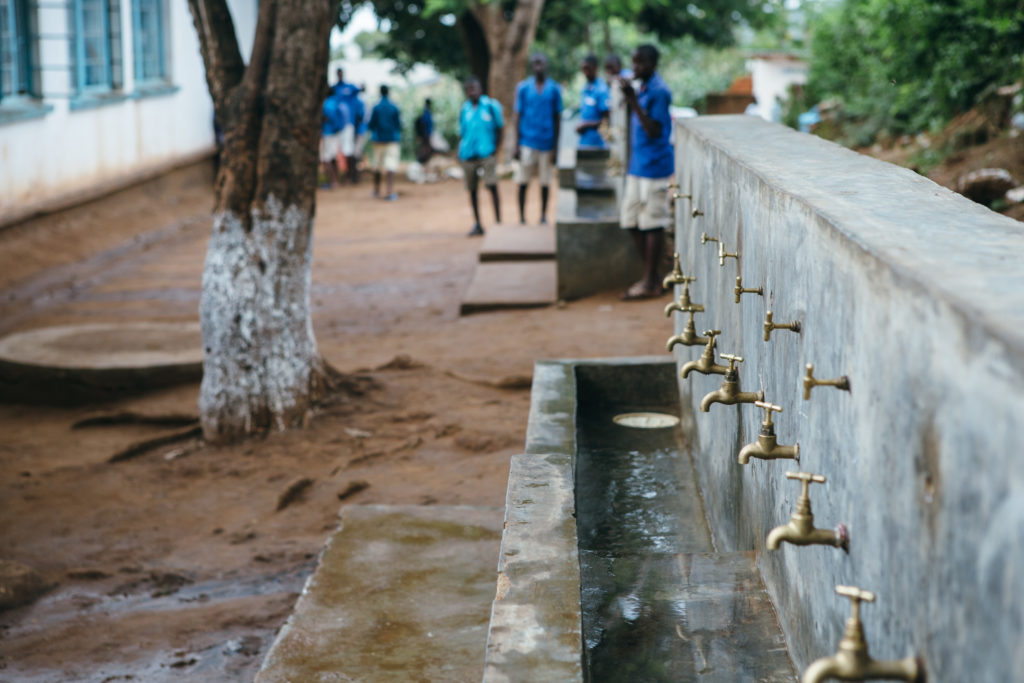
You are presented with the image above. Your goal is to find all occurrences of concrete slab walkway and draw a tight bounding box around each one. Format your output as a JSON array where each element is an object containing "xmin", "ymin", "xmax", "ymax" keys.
[{"xmin": 256, "ymin": 505, "xmax": 504, "ymax": 683}]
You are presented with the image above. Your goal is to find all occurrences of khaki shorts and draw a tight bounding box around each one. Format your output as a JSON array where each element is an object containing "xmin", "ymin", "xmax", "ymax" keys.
[
  {"xmin": 461, "ymin": 155, "xmax": 498, "ymax": 192},
  {"xmin": 514, "ymin": 145, "xmax": 554, "ymax": 186},
  {"xmin": 320, "ymin": 133, "xmax": 341, "ymax": 163},
  {"xmin": 371, "ymin": 142, "xmax": 400, "ymax": 172},
  {"xmin": 339, "ymin": 125, "xmax": 355, "ymax": 157},
  {"xmin": 620, "ymin": 174, "xmax": 672, "ymax": 230}
]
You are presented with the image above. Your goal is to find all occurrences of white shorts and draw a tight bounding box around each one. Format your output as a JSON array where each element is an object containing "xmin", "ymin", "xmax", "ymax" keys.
[
  {"xmin": 514, "ymin": 145, "xmax": 554, "ymax": 186},
  {"xmin": 339, "ymin": 124, "xmax": 355, "ymax": 157},
  {"xmin": 354, "ymin": 132, "xmax": 369, "ymax": 156},
  {"xmin": 320, "ymin": 133, "xmax": 341, "ymax": 163},
  {"xmin": 371, "ymin": 142, "xmax": 400, "ymax": 172},
  {"xmin": 620, "ymin": 174, "xmax": 672, "ymax": 230}
]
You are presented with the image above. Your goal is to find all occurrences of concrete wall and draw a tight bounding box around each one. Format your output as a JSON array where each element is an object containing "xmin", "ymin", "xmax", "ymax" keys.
[
  {"xmin": 0, "ymin": 0, "xmax": 257, "ymax": 219},
  {"xmin": 671, "ymin": 116, "xmax": 1024, "ymax": 681}
]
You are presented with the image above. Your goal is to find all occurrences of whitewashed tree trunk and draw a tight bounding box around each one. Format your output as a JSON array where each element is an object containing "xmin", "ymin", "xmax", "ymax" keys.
[
  {"xmin": 199, "ymin": 198, "xmax": 327, "ymax": 441},
  {"xmin": 188, "ymin": 0, "xmax": 333, "ymax": 443}
]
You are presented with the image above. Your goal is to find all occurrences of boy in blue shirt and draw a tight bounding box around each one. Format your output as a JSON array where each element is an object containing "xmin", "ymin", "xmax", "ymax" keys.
[
  {"xmin": 458, "ymin": 77, "xmax": 504, "ymax": 237},
  {"xmin": 368, "ymin": 84, "xmax": 402, "ymax": 201},
  {"xmin": 320, "ymin": 89, "xmax": 349, "ymax": 189},
  {"xmin": 576, "ymin": 55, "xmax": 610, "ymax": 149},
  {"xmin": 334, "ymin": 68, "xmax": 364, "ymax": 184},
  {"xmin": 618, "ymin": 44, "xmax": 674, "ymax": 300},
  {"xmin": 514, "ymin": 53, "xmax": 562, "ymax": 224}
]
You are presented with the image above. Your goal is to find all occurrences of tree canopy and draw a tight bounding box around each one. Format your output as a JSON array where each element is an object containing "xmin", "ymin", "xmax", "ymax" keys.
[{"xmin": 806, "ymin": 0, "xmax": 1024, "ymax": 143}]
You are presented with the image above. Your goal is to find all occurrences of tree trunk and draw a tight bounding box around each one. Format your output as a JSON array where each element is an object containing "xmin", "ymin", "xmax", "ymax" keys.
[
  {"xmin": 187, "ymin": 0, "xmax": 333, "ymax": 443},
  {"xmin": 470, "ymin": 0, "xmax": 545, "ymax": 160}
]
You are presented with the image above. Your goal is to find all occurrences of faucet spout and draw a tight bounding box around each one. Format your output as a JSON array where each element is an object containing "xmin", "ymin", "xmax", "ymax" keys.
[
  {"xmin": 738, "ymin": 432, "xmax": 799, "ymax": 464},
  {"xmin": 766, "ymin": 472, "xmax": 848, "ymax": 552},
  {"xmin": 698, "ymin": 361, "xmax": 763, "ymax": 412},
  {"xmin": 679, "ymin": 330, "xmax": 726, "ymax": 379},
  {"xmin": 802, "ymin": 586, "xmax": 925, "ymax": 683}
]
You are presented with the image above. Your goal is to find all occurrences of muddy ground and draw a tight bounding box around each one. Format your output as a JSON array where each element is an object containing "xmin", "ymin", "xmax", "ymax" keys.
[{"xmin": 0, "ymin": 162, "xmax": 670, "ymax": 681}]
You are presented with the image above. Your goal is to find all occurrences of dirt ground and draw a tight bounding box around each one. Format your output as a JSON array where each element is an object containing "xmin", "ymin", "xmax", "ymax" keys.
[{"xmin": 0, "ymin": 162, "xmax": 671, "ymax": 681}]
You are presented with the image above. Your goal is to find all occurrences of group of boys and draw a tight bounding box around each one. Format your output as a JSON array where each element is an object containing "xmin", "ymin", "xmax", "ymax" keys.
[
  {"xmin": 320, "ymin": 68, "xmax": 402, "ymax": 201},
  {"xmin": 458, "ymin": 44, "xmax": 672, "ymax": 300}
]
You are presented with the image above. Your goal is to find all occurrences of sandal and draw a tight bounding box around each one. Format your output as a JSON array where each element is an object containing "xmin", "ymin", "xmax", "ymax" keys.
[{"xmin": 620, "ymin": 281, "xmax": 665, "ymax": 301}]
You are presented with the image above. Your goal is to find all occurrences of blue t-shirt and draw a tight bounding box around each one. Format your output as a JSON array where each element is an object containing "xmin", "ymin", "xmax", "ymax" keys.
[
  {"xmin": 628, "ymin": 72, "xmax": 674, "ymax": 178},
  {"xmin": 334, "ymin": 81, "xmax": 365, "ymax": 131},
  {"xmin": 321, "ymin": 95, "xmax": 349, "ymax": 135},
  {"xmin": 369, "ymin": 97, "xmax": 402, "ymax": 143},
  {"xmin": 515, "ymin": 77, "xmax": 563, "ymax": 151},
  {"xmin": 578, "ymin": 78, "xmax": 610, "ymax": 149},
  {"xmin": 459, "ymin": 96, "xmax": 504, "ymax": 161}
]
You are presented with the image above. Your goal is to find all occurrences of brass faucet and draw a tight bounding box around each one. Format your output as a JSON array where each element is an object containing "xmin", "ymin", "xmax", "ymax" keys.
[
  {"xmin": 718, "ymin": 241, "xmax": 739, "ymax": 267},
  {"xmin": 802, "ymin": 586, "xmax": 924, "ymax": 683},
  {"xmin": 680, "ymin": 330, "xmax": 728, "ymax": 379},
  {"xmin": 692, "ymin": 208, "xmax": 704, "ymax": 218},
  {"xmin": 664, "ymin": 276, "xmax": 701, "ymax": 315},
  {"xmin": 766, "ymin": 472, "xmax": 849, "ymax": 552},
  {"xmin": 699, "ymin": 354, "xmax": 764, "ymax": 412},
  {"xmin": 763, "ymin": 310, "xmax": 802, "ymax": 341},
  {"xmin": 666, "ymin": 308, "xmax": 709, "ymax": 351},
  {"xmin": 803, "ymin": 363, "xmax": 851, "ymax": 400},
  {"xmin": 733, "ymin": 276, "xmax": 763, "ymax": 303},
  {"xmin": 662, "ymin": 253, "xmax": 686, "ymax": 290},
  {"xmin": 738, "ymin": 401, "xmax": 799, "ymax": 464},
  {"xmin": 700, "ymin": 232, "xmax": 718, "ymax": 245},
  {"xmin": 668, "ymin": 182, "xmax": 692, "ymax": 202}
]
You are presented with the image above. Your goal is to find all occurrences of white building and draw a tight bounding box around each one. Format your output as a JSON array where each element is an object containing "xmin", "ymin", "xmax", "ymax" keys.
[
  {"xmin": 745, "ymin": 53, "xmax": 808, "ymax": 123},
  {"xmin": 0, "ymin": 0, "xmax": 258, "ymax": 223}
]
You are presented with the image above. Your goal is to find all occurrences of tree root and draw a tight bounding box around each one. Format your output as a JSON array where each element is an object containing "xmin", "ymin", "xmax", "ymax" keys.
[
  {"xmin": 107, "ymin": 426, "xmax": 203, "ymax": 463},
  {"xmin": 73, "ymin": 412, "xmax": 199, "ymax": 430}
]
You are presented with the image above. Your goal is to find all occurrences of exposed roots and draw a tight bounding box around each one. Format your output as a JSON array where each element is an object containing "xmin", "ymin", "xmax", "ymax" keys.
[
  {"xmin": 107, "ymin": 427, "xmax": 204, "ymax": 463},
  {"xmin": 73, "ymin": 412, "xmax": 200, "ymax": 430}
]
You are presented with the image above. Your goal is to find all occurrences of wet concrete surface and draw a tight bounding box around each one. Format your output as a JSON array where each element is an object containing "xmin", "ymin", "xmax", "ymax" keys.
[
  {"xmin": 256, "ymin": 505, "xmax": 503, "ymax": 683},
  {"xmin": 575, "ymin": 377, "xmax": 796, "ymax": 682}
]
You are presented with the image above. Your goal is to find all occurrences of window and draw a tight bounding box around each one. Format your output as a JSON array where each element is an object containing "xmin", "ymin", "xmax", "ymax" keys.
[
  {"xmin": 0, "ymin": 0, "xmax": 34, "ymax": 101},
  {"xmin": 132, "ymin": 0, "xmax": 165, "ymax": 84},
  {"xmin": 71, "ymin": 0, "xmax": 122, "ymax": 93}
]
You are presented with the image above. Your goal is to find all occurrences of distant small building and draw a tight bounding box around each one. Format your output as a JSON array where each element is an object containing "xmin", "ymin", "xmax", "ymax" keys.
[
  {"xmin": 0, "ymin": 0, "xmax": 258, "ymax": 223},
  {"xmin": 744, "ymin": 53, "xmax": 808, "ymax": 122}
]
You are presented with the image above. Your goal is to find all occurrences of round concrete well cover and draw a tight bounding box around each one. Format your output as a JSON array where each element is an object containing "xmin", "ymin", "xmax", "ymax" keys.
[{"xmin": 0, "ymin": 322, "xmax": 202, "ymax": 370}]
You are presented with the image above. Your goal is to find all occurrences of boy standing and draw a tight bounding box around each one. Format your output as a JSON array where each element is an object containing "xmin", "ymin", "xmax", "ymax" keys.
[
  {"xmin": 576, "ymin": 55, "xmax": 610, "ymax": 149},
  {"xmin": 619, "ymin": 44, "xmax": 674, "ymax": 299},
  {"xmin": 513, "ymin": 53, "xmax": 562, "ymax": 224},
  {"xmin": 458, "ymin": 77, "xmax": 504, "ymax": 237},
  {"xmin": 368, "ymin": 84, "xmax": 402, "ymax": 201}
]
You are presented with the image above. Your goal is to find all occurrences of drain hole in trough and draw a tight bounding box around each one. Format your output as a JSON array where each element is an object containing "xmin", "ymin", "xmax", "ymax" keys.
[{"xmin": 611, "ymin": 412, "xmax": 680, "ymax": 429}]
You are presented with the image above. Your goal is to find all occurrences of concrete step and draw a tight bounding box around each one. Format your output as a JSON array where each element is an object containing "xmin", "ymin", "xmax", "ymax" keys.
[
  {"xmin": 479, "ymin": 224, "xmax": 555, "ymax": 262},
  {"xmin": 460, "ymin": 261, "xmax": 557, "ymax": 315},
  {"xmin": 256, "ymin": 504, "xmax": 503, "ymax": 683}
]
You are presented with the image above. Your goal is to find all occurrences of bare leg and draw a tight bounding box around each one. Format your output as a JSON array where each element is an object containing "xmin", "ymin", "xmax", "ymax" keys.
[
  {"xmin": 373, "ymin": 171, "xmax": 381, "ymax": 198},
  {"xmin": 643, "ymin": 228, "xmax": 665, "ymax": 291},
  {"xmin": 347, "ymin": 156, "xmax": 359, "ymax": 184},
  {"xmin": 488, "ymin": 185, "xmax": 501, "ymax": 223},
  {"xmin": 540, "ymin": 186, "xmax": 550, "ymax": 223},
  {"xmin": 385, "ymin": 171, "xmax": 395, "ymax": 198},
  {"xmin": 518, "ymin": 184, "xmax": 527, "ymax": 224},
  {"xmin": 469, "ymin": 189, "xmax": 482, "ymax": 227}
]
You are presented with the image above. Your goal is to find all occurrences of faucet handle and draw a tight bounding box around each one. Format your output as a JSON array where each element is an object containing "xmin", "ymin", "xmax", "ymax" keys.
[
  {"xmin": 700, "ymin": 231, "xmax": 717, "ymax": 244},
  {"xmin": 720, "ymin": 353, "xmax": 744, "ymax": 371},
  {"xmin": 692, "ymin": 208, "xmax": 704, "ymax": 218},
  {"xmin": 703, "ymin": 329, "xmax": 721, "ymax": 339},
  {"xmin": 836, "ymin": 585, "xmax": 876, "ymax": 604},
  {"xmin": 663, "ymin": 253, "xmax": 685, "ymax": 287},
  {"xmin": 803, "ymin": 363, "xmax": 851, "ymax": 400},
  {"xmin": 786, "ymin": 471, "xmax": 826, "ymax": 499},
  {"xmin": 718, "ymin": 241, "xmax": 740, "ymax": 267},
  {"xmin": 754, "ymin": 400, "xmax": 782, "ymax": 427},
  {"xmin": 673, "ymin": 191, "xmax": 692, "ymax": 200}
]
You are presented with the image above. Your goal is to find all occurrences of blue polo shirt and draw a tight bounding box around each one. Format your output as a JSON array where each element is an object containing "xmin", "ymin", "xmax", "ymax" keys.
[
  {"xmin": 333, "ymin": 81, "xmax": 364, "ymax": 129},
  {"xmin": 578, "ymin": 78, "xmax": 610, "ymax": 148},
  {"xmin": 459, "ymin": 96, "xmax": 504, "ymax": 161},
  {"xmin": 368, "ymin": 97, "xmax": 402, "ymax": 143},
  {"xmin": 628, "ymin": 72, "xmax": 674, "ymax": 178},
  {"xmin": 322, "ymin": 95, "xmax": 349, "ymax": 135},
  {"xmin": 515, "ymin": 77, "xmax": 563, "ymax": 151}
]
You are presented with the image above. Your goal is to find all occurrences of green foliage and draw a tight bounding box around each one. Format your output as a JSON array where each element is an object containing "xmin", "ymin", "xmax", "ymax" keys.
[{"xmin": 807, "ymin": 0, "xmax": 1024, "ymax": 144}]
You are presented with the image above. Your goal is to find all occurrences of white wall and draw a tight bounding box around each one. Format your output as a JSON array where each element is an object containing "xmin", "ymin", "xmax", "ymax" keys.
[
  {"xmin": 746, "ymin": 56, "xmax": 808, "ymax": 122},
  {"xmin": 0, "ymin": 0, "xmax": 258, "ymax": 217}
]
